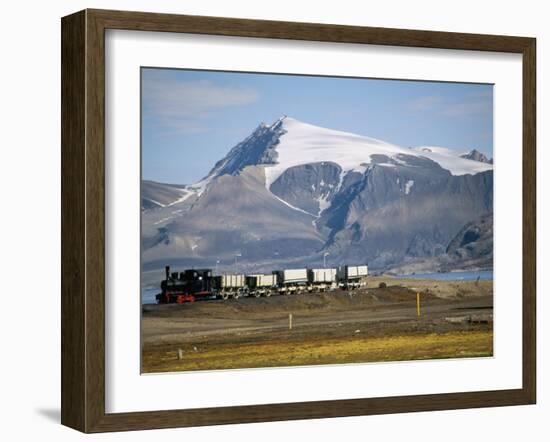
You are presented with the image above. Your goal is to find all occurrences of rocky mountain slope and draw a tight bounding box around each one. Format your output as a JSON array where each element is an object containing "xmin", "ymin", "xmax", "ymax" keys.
[{"xmin": 386, "ymin": 213, "xmax": 493, "ymax": 274}]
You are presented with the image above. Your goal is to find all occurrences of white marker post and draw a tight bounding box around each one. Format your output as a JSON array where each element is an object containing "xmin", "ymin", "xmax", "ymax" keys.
[{"xmin": 289, "ymin": 313, "xmax": 293, "ymax": 330}]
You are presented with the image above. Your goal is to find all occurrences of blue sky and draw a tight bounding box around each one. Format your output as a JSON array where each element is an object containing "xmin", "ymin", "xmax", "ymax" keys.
[{"xmin": 142, "ymin": 68, "xmax": 493, "ymax": 184}]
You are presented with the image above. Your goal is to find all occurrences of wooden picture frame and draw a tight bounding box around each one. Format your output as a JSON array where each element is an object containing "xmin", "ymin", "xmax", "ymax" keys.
[{"xmin": 61, "ymin": 8, "xmax": 536, "ymax": 433}]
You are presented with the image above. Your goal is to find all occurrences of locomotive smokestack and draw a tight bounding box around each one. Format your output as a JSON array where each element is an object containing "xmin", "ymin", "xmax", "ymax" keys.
[{"xmin": 165, "ymin": 265, "xmax": 170, "ymax": 280}]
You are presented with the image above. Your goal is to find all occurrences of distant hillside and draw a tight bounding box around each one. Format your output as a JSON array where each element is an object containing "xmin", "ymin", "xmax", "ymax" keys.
[
  {"xmin": 386, "ymin": 213, "xmax": 493, "ymax": 274},
  {"xmin": 141, "ymin": 180, "xmax": 196, "ymax": 210}
]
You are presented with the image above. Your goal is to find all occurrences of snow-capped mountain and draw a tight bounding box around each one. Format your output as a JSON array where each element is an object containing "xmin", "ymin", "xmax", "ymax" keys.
[
  {"xmin": 199, "ymin": 116, "xmax": 492, "ymax": 192},
  {"xmin": 141, "ymin": 116, "xmax": 493, "ymax": 285}
]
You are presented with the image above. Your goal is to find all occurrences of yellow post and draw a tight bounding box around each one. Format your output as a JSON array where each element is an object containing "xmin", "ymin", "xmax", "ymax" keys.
[{"xmin": 416, "ymin": 292, "xmax": 421, "ymax": 318}]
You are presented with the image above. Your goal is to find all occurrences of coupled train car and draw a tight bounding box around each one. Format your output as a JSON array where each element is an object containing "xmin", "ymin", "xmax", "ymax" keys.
[{"xmin": 155, "ymin": 264, "xmax": 368, "ymax": 304}]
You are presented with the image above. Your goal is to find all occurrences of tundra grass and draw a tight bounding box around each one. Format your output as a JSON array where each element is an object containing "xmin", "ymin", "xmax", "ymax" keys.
[{"xmin": 142, "ymin": 330, "xmax": 493, "ymax": 373}]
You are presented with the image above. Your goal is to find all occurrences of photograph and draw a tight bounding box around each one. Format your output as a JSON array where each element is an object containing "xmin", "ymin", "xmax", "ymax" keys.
[
  {"xmin": 1, "ymin": 0, "xmax": 542, "ymax": 437},
  {"xmin": 140, "ymin": 67, "xmax": 494, "ymax": 374}
]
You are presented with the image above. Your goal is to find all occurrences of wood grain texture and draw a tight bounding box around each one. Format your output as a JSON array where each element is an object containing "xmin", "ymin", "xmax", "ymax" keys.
[
  {"xmin": 522, "ymin": 38, "xmax": 536, "ymax": 403},
  {"xmin": 85, "ymin": 9, "xmax": 107, "ymax": 432},
  {"xmin": 61, "ymin": 10, "xmax": 86, "ymax": 431},
  {"xmin": 89, "ymin": 8, "xmax": 532, "ymax": 52},
  {"xmin": 60, "ymin": 8, "xmax": 537, "ymax": 433}
]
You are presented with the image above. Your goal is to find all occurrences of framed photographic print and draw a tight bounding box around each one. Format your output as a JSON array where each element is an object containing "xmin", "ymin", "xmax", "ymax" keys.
[{"xmin": 61, "ymin": 9, "xmax": 536, "ymax": 433}]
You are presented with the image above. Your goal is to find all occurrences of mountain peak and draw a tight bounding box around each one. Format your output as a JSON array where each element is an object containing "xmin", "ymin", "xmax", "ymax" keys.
[
  {"xmin": 198, "ymin": 117, "xmax": 286, "ymax": 185},
  {"xmin": 268, "ymin": 114, "xmax": 288, "ymax": 130},
  {"xmin": 460, "ymin": 149, "xmax": 492, "ymax": 164}
]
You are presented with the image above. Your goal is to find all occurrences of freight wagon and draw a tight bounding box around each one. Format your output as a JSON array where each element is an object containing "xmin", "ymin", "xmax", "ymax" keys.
[
  {"xmin": 246, "ymin": 274, "xmax": 278, "ymax": 297},
  {"xmin": 308, "ymin": 268, "xmax": 337, "ymax": 292},
  {"xmin": 212, "ymin": 274, "xmax": 246, "ymax": 300},
  {"xmin": 337, "ymin": 265, "xmax": 369, "ymax": 289},
  {"xmin": 273, "ymin": 268, "xmax": 310, "ymax": 294},
  {"xmin": 308, "ymin": 268, "xmax": 337, "ymax": 283}
]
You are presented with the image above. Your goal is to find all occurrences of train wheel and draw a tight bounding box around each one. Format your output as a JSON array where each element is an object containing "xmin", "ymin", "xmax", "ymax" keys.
[
  {"xmin": 221, "ymin": 292, "xmax": 229, "ymax": 301},
  {"xmin": 233, "ymin": 292, "xmax": 240, "ymax": 300},
  {"xmin": 264, "ymin": 291, "xmax": 272, "ymax": 297},
  {"xmin": 253, "ymin": 292, "xmax": 261, "ymax": 298}
]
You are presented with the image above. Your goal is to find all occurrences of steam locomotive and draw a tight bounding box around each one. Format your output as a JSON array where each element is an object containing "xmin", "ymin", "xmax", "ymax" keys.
[{"xmin": 155, "ymin": 264, "xmax": 368, "ymax": 304}]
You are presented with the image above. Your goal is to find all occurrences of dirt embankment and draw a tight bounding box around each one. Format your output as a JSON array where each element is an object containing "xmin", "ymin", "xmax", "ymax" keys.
[{"xmin": 366, "ymin": 275, "xmax": 492, "ymax": 299}]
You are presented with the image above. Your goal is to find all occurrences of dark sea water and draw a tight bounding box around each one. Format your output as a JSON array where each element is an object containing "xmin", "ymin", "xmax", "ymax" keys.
[
  {"xmin": 395, "ymin": 270, "xmax": 493, "ymax": 281},
  {"xmin": 142, "ymin": 287, "xmax": 160, "ymax": 305}
]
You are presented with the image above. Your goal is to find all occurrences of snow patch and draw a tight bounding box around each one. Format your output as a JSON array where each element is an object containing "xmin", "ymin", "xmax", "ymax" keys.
[
  {"xmin": 391, "ymin": 156, "xmax": 410, "ymax": 166},
  {"xmin": 405, "ymin": 180, "xmax": 414, "ymax": 195},
  {"xmin": 166, "ymin": 188, "xmax": 195, "ymax": 207},
  {"xmin": 317, "ymin": 194, "xmax": 331, "ymax": 216},
  {"xmin": 270, "ymin": 192, "xmax": 316, "ymax": 217},
  {"xmin": 144, "ymin": 198, "xmax": 165, "ymax": 208},
  {"xmin": 153, "ymin": 217, "xmax": 172, "ymax": 226},
  {"xmin": 413, "ymin": 146, "xmax": 493, "ymax": 176},
  {"xmin": 188, "ymin": 179, "xmax": 209, "ymax": 196}
]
